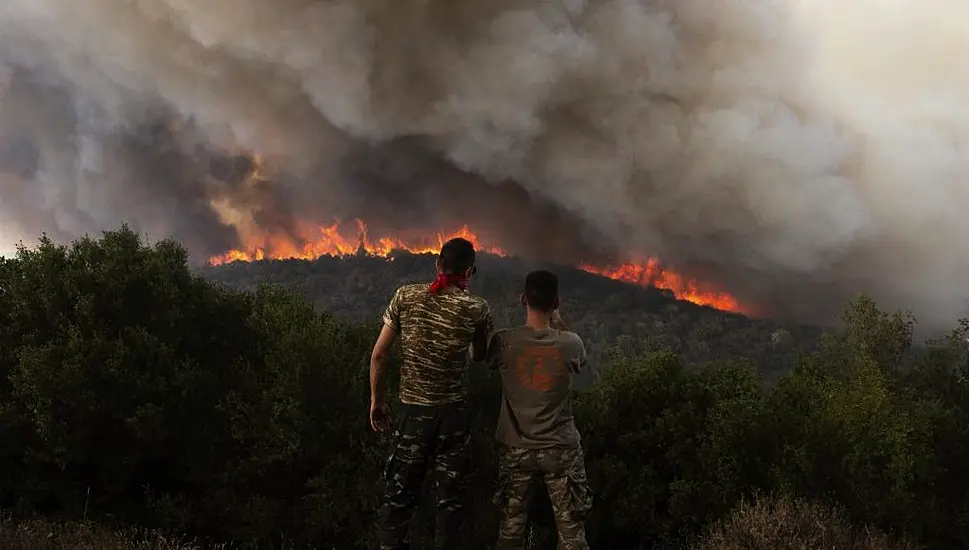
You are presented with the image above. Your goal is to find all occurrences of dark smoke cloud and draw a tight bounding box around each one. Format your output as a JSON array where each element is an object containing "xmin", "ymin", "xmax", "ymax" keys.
[{"xmin": 0, "ymin": 0, "xmax": 967, "ymax": 331}]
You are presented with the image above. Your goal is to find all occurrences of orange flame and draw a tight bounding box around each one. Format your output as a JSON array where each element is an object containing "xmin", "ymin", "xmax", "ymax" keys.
[
  {"xmin": 209, "ymin": 220, "xmax": 744, "ymax": 313},
  {"xmin": 578, "ymin": 261, "xmax": 742, "ymax": 313}
]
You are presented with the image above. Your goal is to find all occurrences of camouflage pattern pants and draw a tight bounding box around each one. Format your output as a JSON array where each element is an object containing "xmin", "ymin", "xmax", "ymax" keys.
[
  {"xmin": 495, "ymin": 445, "xmax": 592, "ymax": 550},
  {"xmin": 378, "ymin": 401, "xmax": 471, "ymax": 550}
]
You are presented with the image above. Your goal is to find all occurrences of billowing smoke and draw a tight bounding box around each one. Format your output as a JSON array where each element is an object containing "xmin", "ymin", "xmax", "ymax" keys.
[{"xmin": 0, "ymin": 0, "xmax": 967, "ymax": 331}]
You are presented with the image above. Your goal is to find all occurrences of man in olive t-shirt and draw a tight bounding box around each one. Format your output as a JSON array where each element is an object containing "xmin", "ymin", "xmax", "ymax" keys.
[{"xmin": 486, "ymin": 270, "xmax": 602, "ymax": 550}]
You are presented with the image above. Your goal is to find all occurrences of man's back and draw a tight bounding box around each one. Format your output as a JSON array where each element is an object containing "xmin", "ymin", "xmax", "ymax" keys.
[
  {"xmin": 489, "ymin": 326, "xmax": 591, "ymax": 449},
  {"xmin": 383, "ymin": 282, "xmax": 492, "ymax": 406}
]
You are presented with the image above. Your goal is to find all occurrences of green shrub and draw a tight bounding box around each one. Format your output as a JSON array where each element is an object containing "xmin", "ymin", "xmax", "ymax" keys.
[{"xmin": 575, "ymin": 351, "xmax": 769, "ymax": 547}]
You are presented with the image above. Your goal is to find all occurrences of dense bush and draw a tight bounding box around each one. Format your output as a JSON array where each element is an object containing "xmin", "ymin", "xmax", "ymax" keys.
[
  {"xmin": 1, "ymin": 227, "xmax": 969, "ymax": 549},
  {"xmin": 0, "ymin": 228, "xmax": 384, "ymax": 548}
]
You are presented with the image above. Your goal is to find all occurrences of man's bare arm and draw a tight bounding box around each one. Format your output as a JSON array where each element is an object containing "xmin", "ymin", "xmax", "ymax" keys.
[{"xmin": 370, "ymin": 323, "xmax": 398, "ymax": 405}]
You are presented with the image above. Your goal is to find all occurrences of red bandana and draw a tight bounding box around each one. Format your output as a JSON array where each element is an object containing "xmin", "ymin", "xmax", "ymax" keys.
[{"xmin": 429, "ymin": 272, "xmax": 469, "ymax": 295}]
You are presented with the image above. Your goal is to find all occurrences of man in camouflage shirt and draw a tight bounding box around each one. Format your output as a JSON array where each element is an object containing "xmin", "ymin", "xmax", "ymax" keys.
[
  {"xmin": 487, "ymin": 270, "xmax": 601, "ymax": 550},
  {"xmin": 369, "ymin": 237, "xmax": 493, "ymax": 550}
]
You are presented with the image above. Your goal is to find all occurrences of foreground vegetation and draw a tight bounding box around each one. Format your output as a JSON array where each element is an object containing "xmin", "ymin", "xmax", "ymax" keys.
[
  {"xmin": 0, "ymin": 495, "xmax": 921, "ymax": 550},
  {"xmin": 693, "ymin": 495, "xmax": 922, "ymax": 550},
  {"xmin": 1, "ymin": 227, "xmax": 968, "ymax": 549},
  {"xmin": 0, "ymin": 513, "xmax": 218, "ymax": 550}
]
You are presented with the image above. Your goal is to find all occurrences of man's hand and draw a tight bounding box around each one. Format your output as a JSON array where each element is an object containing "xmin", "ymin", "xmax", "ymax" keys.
[
  {"xmin": 550, "ymin": 308, "xmax": 568, "ymax": 331},
  {"xmin": 370, "ymin": 399, "xmax": 392, "ymax": 433},
  {"xmin": 369, "ymin": 323, "xmax": 397, "ymax": 433}
]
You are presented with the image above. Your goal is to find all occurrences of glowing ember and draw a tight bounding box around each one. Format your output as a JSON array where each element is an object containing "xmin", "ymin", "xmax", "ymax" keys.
[{"xmin": 209, "ymin": 220, "xmax": 744, "ymax": 313}]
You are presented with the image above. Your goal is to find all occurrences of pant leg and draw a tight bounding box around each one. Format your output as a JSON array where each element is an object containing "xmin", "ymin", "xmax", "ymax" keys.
[
  {"xmin": 429, "ymin": 402, "xmax": 471, "ymax": 550},
  {"xmin": 540, "ymin": 446, "xmax": 592, "ymax": 550},
  {"xmin": 378, "ymin": 404, "xmax": 437, "ymax": 550},
  {"xmin": 495, "ymin": 446, "xmax": 539, "ymax": 550}
]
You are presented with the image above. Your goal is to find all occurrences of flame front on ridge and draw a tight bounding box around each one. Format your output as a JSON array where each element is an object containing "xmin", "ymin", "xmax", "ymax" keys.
[{"xmin": 209, "ymin": 219, "xmax": 744, "ymax": 313}]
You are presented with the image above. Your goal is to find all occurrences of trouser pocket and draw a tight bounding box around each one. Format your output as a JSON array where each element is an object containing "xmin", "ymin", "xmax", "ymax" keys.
[{"xmin": 542, "ymin": 446, "xmax": 592, "ymax": 521}]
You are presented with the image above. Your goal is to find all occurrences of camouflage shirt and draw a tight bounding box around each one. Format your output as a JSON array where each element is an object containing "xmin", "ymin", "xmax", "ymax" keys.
[{"xmin": 382, "ymin": 283, "xmax": 493, "ymax": 406}]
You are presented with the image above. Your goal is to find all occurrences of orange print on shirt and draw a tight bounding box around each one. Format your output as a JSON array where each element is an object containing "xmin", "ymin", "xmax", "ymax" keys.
[{"xmin": 514, "ymin": 346, "xmax": 565, "ymax": 392}]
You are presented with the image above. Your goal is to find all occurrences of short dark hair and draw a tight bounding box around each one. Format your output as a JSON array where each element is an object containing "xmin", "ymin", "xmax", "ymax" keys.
[
  {"xmin": 439, "ymin": 238, "xmax": 476, "ymax": 274},
  {"xmin": 524, "ymin": 270, "xmax": 558, "ymax": 312}
]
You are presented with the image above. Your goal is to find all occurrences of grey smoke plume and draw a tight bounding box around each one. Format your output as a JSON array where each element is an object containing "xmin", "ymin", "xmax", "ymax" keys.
[{"xmin": 0, "ymin": 0, "xmax": 967, "ymax": 330}]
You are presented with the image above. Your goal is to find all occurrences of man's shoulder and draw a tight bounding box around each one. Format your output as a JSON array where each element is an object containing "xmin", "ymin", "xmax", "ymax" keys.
[
  {"xmin": 489, "ymin": 327, "xmax": 516, "ymax": 342},
  {"xmin": 439, "ymin": 289, "xmax": 490, "ymax": 313},
  {"xmin": 397, "ymin": 282, "xmax": 430, "ymax": 295},
  {"xmin": 459, "ymin": 291, "xmax": 490, "ymax": 309},
  {"xmin": 401, "ymin": 286, "xmax": 489, "ymax": 327},
  {"xmin": 557, "ymin": 330, "xmax": 586, "ymax": 355},
  {"xmin": 392, "ymin": 283, "xmax": 430, "ymax": 303},
  {"xmin": 557, "ymin": 329, "xmax": 584, "ymax": 345},
  {"xmin": 493, "ymin": 326, "xmax": 580, "ymax": 342},
  {"xmin": 493, "ymin": 326, "xmax": 529, "ymax": 340}
]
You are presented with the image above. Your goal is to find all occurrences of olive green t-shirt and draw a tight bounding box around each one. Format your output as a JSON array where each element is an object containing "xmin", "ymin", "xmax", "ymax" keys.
[
  {"xmin": 487, "ymin": 326, "xmax": 600, "ymax": 448},
  {"xmin": 382, "ymin": 283, "xmax": 493, "ymax": 406}
]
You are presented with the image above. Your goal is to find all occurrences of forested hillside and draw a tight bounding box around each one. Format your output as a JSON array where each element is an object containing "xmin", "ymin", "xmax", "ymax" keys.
[
  {"xmin": 201, "ymin": 252, "xmax": 824, "ymax": 382},
  {"xmin": 1, "ymin": 227, "xmax": 968, "ymax": 549}
]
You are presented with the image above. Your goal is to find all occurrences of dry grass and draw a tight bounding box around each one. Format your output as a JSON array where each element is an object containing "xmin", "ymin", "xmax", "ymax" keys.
[
  {"xmin": 0, "ymin": 495, "xmax": 927, "ymax": 550},
  {"xmin": 693, "ymin": 494, "xmax": 924, "ymax": 550},
  {"xmin": 0, "ymin": 513, "xmax": 227, "ymax": 550}
]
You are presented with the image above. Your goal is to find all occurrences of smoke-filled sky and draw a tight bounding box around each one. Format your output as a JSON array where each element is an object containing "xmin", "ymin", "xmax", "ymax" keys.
[{"xmin": 0, "ymin": 0, "xmax": 967, "ymax": 331}]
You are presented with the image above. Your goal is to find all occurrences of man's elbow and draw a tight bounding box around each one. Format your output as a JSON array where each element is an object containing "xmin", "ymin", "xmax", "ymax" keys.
[{"xmin": 371, "ymin": 347, "xmax": 389, "ymax": 367}]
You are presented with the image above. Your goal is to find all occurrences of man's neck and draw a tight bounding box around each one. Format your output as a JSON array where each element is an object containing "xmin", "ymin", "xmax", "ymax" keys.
[{"xmin": 525, "ymin": 310, "xmax": 551, "ymax": 331}]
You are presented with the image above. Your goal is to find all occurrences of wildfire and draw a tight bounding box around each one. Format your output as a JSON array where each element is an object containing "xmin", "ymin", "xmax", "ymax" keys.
[
  {"xmin": 209, "ymin": 220, "xmax": 744, "ymax": 313},
  {"xmin": 578, "ymin": 261, "xmax": 742, "ymax": 313}
]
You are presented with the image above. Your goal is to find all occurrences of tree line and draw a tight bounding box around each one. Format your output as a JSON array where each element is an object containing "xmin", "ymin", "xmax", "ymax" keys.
[{"xmin": 1, "ymin": 227, "xmax": 967, "ymax": 549}]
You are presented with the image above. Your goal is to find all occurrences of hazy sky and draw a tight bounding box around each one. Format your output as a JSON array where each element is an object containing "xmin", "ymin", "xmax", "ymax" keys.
[{"xmin": 0, "ymin": 0, "xmax": 967, "ymax": 330}]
